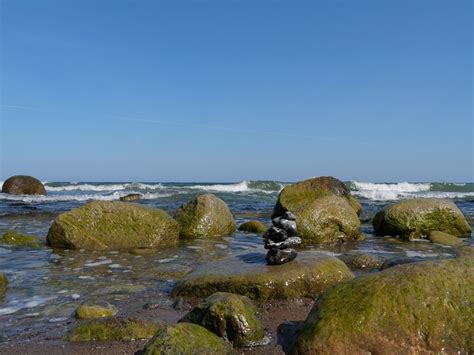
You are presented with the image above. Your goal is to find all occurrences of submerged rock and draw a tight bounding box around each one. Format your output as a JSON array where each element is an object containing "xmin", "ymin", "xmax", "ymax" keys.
[
  {"xmin": 379, "ymin": 256, "xmax": 427, "ymax": 270},
  {"xmin": 293, "ymin": 257, "xmax": 474, "ymax": 354},
  {"xmin": 75, "ymin": 304, "xmax": 117, "ymax": 320},
  {"xmin": 272, "ymin": 176, "xmax": 361, "ymax": 218},
  {"xmin": 47, "ymin": 201, "xmax": 180, "ymax": 250},
  {"xmin": 1, "ymin": 175, "xmax": 46, "ymax": 195},
  {"xmin": 173, "ymin": 252, "xmax": 353, "ymax": 300},
  {"xmin": 373, "ymin": 198, "xmax": 471, "ymax": 239},
  {"xmin": 297, "ymin": 195, "xmax": 362, "ymax": 244},
  {"xmin": 238, "ymin": 220, "xmax": 267, "ymax": 234},
  {"xmin": 64, "ymin": 317, "xmax": 160, "ymax": 341},
  {"xmin": 0, "ymin": 230, "xmax": 42, "ymax": 248},
  {"xmin": 119, "ymin": 193, "xmax": 143, "ymax": 202},
  {"xmin": 175, "ymin": 194, "xmax": 236, "ymax": 238},
  {"xmin": 428, "ymin": 230, "xmax": 464, "ymax": 246},
  {"xmin": 141, "ymin": 322, "xmax": 233, "ymax": 354},
  {"xmin": 0, "ymin": 272, "xmax": 7, "ymax": 294},
  {"xmin": 338, "ymin": 253, "xmax": 383, "ymax": 270},
  {"xmin": 181, "ymin": 292, "xmax": 264, "ymax": 347}
]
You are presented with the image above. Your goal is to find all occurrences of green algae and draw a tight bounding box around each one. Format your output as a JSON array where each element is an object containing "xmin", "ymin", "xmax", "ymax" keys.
[
  {"xmin": 141, "ymin": 322, "xmax": 233, "ymax": 355},
  {"xmin": 293, "ymin": 257, "xmax": 474, "ymax": 354},
  {"xmin": 75, "ymin": 304, "xmax": 117, "ymax": 319},
  {"xmin": 181, "ymin": 292, "xmax": 264, "ymax": 347},
  {"xmin": 65, "ymin": 318, "xmax": 160, "ymax": 341},
  {"xmin": 237, "ymin": 220, "xmax": 267, "ymax": 234},
  {"xmin": 47, "ymin": 201, "xmax": 180, "ymax": 250},
  {"xmin": 0, "ymin": 230, "xmax": 43, "ymax": 248},
  {"xmin": 175, "ymin": 194, "xmax": 236, "ymax": 239}
]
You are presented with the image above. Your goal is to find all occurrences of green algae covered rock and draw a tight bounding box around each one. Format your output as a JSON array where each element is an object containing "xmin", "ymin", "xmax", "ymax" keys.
[
  {"xmin": 47, "ymin": 201, "xmax": 180, "ymax": 250},
  {"xmin": 296, "ymin": 195, "xmax": 362, "ymax": 244},
  {"xmin": 273, "ymin": 176, "xmax": 361, "ymax": 218},
  {"xmin": 65, "ymin": 317, "xmax": 160, "ymax": 341},
  {"xmin": 373, "ymin": 198, "xmax": 471, "ymax": 239},
  {"xmin": 237, "ymin": 220, "xmax": 267, "ymax": 234},
  {"xmin": 1, "ymin": 175, "xmax": 46, "ymax": 195},
  {"xmin": 181, "ymin": 292, "xmax": 264, "ymax": 347},
  {"xmin": 141, "ymin": 322, "xmax": 233, "ymax": 355},
  {"xmin": 293, "ymin": 257, "xmax": 474, "ymax": 354},
  {"xmin": 428, "ymin": 230, "xmax": 464, "ymax": 246},
  {"xmin": 0, "ymin": 230, "xmax": 43, "ymax": 248},
  {"xmin": 175, "ymin": 194, "xmax": 236, "ymax": 239},
  {"xmin": 173, "ymin": 251, "xmax": 353, "ymax": 301},
  {"xmin": 75, "ymin": 304, "xmax": 117, "ymax": 320}
]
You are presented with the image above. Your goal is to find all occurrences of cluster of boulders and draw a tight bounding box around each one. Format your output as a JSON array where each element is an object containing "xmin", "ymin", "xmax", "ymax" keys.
[{"xmin": 263, "ymin": 211, "xmax": 302, "ymax": 265}]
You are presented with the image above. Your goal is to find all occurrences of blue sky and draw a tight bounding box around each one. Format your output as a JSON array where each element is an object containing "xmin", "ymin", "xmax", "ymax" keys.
[{"xmin": 1, "ymin": 0, "xmax": 472, "ymax": 182}]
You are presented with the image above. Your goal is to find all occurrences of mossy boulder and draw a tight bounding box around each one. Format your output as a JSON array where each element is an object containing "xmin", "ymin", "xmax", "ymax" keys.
[
  {"xmin": 338, "ymin": 253, "xmax": 383, "ymax": 270},
  {"xmin": 141, "ymin": 322, "xmax": 233, "ymax": 355},
  {"xmin": 1, "ymin": 175, "xmax": 46, "ymax": 195},
  {"xmin": 64, "ymin": 317, "xmax": 160, "ymax": 341},
  {"xmin": 181, "ymin": 292, "xmax": 264, "ymax": 347},
  {"xmin": 373, "ymin": 198, "xmax": 471, "ymax": 239},
  {"xmin": 237, "ymin": 220, "xmax": 267, "ymax": 234},
  {"xmin": 293, "ymin": 257, "xmax": 474, "ymax": 354},
  {"xmin": 0, "ymin": 230, "xmax": 42, "ymax": 248},
  {"xmin": 296, "ymin": 195, "xmax": 362, "ymax": 244},
  {"xmin": 75, "ymin": 304, "xmax": 117, "ymax": 319},
  {"xmin": 428, "ymin": 230, "xmax": 464, "ymax": 247},
  {"xmin": 272, "ymin": 176, "xmax": 361, "ymax": 218},
  {"xmin": 47, "ymin": 201, "xmax": 180, "ymax": 250},
  {"xmin": 173, "ymin": 251, "xmax": 353, "ymax": 300},
  {"xmin": 175, "ymin": 194, "xmax": 236, "ymax": 239}
]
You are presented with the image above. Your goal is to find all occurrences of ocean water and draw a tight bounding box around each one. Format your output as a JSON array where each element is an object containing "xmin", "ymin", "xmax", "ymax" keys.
[{"xmin": 0, "ymin": 180, "xmax": 472, "ymax": 342}]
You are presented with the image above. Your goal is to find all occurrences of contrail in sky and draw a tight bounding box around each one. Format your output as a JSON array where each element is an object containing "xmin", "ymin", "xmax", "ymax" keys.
[{"xmin": 0, "ymin": 104, "xmax": 350, "ymax": 143}]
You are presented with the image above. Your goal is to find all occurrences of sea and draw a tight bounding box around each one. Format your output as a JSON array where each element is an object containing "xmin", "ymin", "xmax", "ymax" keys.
[{"xmin": 0, "ymin": 180, "xmax": 473, "ymax": 342}]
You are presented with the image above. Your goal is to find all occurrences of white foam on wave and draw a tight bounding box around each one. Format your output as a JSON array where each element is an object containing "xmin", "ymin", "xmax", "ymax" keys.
[
  {"xmin": 0, "ymin": 191, "xmax": 171, "ymax": 203},
  {"xmin": 188, "ymin": 180, "xmax": 251, "ymax": 192},
  {"xmin": 351, "ymin": 181, "xmax": 474, "ymax": 201}
]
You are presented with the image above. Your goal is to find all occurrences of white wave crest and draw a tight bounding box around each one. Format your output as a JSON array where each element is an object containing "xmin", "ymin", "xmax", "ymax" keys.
[
  {"xmin": 351, "ymin": 181, "xmax": 474, "ymax": 201},
  {"xmin": 188, "ymin": 181, "xmax": 251, "ymax": 192}
]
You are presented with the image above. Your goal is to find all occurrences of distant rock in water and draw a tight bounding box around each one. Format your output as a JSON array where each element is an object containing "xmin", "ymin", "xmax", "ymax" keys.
[
  {"xmin": 373, "ymin": 198, "xmax": 471, "ymax": 239},
  {"xmin": 1, "ymin": 175, "xmax": 46, "ymax": 195},
  {"xmin": 0, "ymin": 230, "xmax": 42, "ymax": 248},
  {"xmin": 271, "ymin": 176, "xmax": 363, "ymax": 245},
  {"xmin": 293, "ymin": 257, "xmax": 474, "ymax": 354},
  {"xmin": 47, "ymin": 201, "xmax": 180, "ymax": 251},
  {"xmin": 238, "ymin": 220, "xmax": 267, "ymax": 233},
  {"xmin": 175, "ymin": 194, "xmax": 236, "ymax": 239},
  {"xmin": 119, "ymin": 193, "xmax": 143, "ymax": 202}
]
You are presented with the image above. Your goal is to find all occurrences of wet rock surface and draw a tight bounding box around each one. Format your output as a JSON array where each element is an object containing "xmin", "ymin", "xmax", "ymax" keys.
[
  {"xmin": 1, "ymin": 175, "xmax": 46, "ymax": 196},
  {"xmin": 180, "ymin": 292, "xmax": 264, "ymax": 347},
  {"xmin": 0, "ymin": 230, "xmax": 43, "ymax": 248}
]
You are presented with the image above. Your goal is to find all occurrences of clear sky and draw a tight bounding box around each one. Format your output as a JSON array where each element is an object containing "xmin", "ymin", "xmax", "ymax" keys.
[{"xmin": 1, "ymin": 0, "xmax": 472, "ymax": 182}]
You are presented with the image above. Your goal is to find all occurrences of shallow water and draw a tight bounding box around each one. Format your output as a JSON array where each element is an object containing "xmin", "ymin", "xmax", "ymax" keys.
[{"xmin": 0, "ymin": 181, "xmax": 472, "ymax": 342}]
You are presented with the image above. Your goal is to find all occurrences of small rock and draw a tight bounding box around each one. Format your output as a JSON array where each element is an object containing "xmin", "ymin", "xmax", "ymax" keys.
[
  {"xmin": 266, "ymin": 248, "xmax": 298, "ymax": 265},
  {"xmin": 238, "ymin": 220, "xmax": 267, "ymax": 233},
  {"xmin": 76, "ymin": 304, "xmax": 117, "ymax": 319},
  {"xmin": 119, "ymin": 193, "xmax": 143, "ymax": 202},
  {"xmin": 427, "ymin": 230, "xmax": 464, "ymax": 246}
]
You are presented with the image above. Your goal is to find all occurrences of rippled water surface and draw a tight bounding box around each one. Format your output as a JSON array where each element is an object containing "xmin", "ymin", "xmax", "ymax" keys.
[{"xmin": 0, "ymin": 180, "xmax": 472, "ymax": 342}]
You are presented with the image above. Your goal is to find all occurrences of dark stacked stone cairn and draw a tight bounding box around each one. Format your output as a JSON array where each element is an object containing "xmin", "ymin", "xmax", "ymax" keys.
[{"xmin": 263, "ymin": 211, "xmax": 302, "ymax": 265}]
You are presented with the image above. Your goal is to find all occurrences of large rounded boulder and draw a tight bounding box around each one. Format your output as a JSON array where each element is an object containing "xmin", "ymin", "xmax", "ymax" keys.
[
  {"xmin": 273, "ymin": 176, "xmax": 361, "ymax": 218},
  {"xmin": 373, "ymin": 198, "xmax": 471, "ymax": 239},
  {"xmin": 47, "ymin": 201, "xmax": 180, "ymax": 250},
  {"xmin": 292, "ymin": 257, "xmax": 474, "ymax": 354},
  {"xmin": 1, "ymin": 175, "xmax": 46, "ymax": 195},
  {"xmin": 297, "ymin": 195, "xmax": 362, "ymax": 244},
  {"xmin": 175, "ymin": 194, "xmax": 236, "ymax": 238}
]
